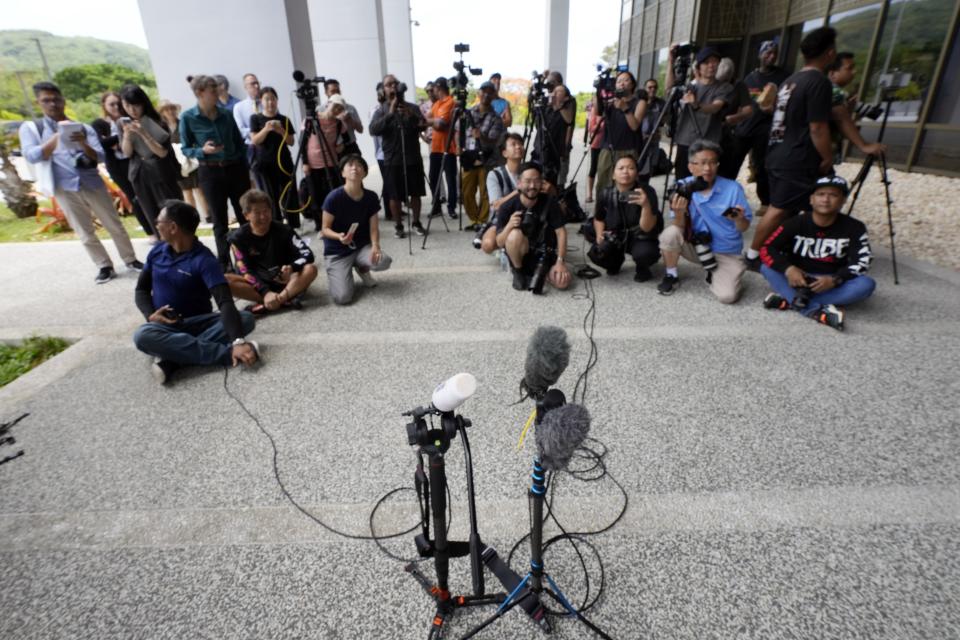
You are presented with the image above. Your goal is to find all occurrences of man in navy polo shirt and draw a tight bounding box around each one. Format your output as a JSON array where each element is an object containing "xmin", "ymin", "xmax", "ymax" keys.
[
  {"xmin": 133, "ymin": 200, "xmax": 259, "ymax": 384},
  {"xmin": 657, "ymin": 139, "xmax": 752, "ymax": 303}
]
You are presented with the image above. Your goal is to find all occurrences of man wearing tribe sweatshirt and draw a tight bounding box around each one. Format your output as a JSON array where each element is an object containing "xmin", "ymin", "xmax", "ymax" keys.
[{"xmin": 759, "ymin": 175, "xmax": 875, "ymax": 331}]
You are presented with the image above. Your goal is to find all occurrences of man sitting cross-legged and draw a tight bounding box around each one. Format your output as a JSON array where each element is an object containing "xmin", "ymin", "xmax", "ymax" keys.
[
  {"xmin": 226, "ymin": 189, "xmax": 318, "ymax": 315},
  {"xmin": 320, "ymin": 154, "xmax": 393, "ymax": 305},
  {"xmin": 133, "ymin": 200, "xmax": 259, "ymax": 385},
  {"xmin": 759, "ymin": 175, "xmax": 875, "ymax": 331}
]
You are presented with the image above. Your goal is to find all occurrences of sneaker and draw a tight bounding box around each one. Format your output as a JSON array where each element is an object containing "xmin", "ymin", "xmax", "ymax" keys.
[
  {"xmin": 357, "ymin": 269, "xmax": 377, "ymax": 288},
  {"xmin": 448, "ymin": 211, "xmax": 458, "ymax": 220},
  {"xmin": 744, "ymin": 252, "xmax": 761, "ymax": 273},
  {"xmin": 151, "ymin": 359, "xmax": 179, "ymax": 385},
  {"xmin": 633, "ymin": 266, "xmax": 652, "ymax": 283},
  {"xmin": 657, "ymin": 274, "xmax": 679, "ymax": 295},
  {"xmin": 606, "ymin": 267, "xmax": 621, "ymax": 276},
  {"xmin": 814, "ymin": 304, "xmax": 845, "ymax": 331},
  {"xmin": 394, "ymin": 225, "xmax": 407, "ymax": 239},
  {"xmin": 95, "ymin": 267, "xmax": 116, "ymax": 284},
  {"xmin": 126, "ymin": 260, "xmax": 144, "ymax": 271},
  {"xmin": 763, "ymin": 292, "xmax": 790, "ymax": 310},
  {"xmin": 464, "ymin": 223, "xmax": 478, "ymax": 232},
  {"xmin": 512, "ymin": 269, "xmax": 529, "ymax": 291},
  {"xmin": 413, "ymin": 222, "xmax": 426, "ymax": 236}
]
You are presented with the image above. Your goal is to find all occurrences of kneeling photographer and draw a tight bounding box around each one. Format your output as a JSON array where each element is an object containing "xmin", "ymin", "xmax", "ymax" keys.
[
  {"xmin": 495, "ymin": 162, "xmax": 571, "ymax": 293},
  {"xmin": 657, "ymin": 139, "xmax": 751, "ymax": 302},
  {"xmin": 587, "ymin": 155, "xmax": 662, "ymax": 282}
]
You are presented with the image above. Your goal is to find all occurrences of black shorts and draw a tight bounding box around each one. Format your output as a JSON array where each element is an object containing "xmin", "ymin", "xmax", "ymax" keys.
[
  {"xmin": 588, "ymin": 148, "xmax": 601, "ymax": 178},
  {"xmin": 384, "ymin": 162, "xmax": 426, "ymax": 201},
  {"xmin": 767, "ymin": 167, "xmax": 817, "ymax": 214}
]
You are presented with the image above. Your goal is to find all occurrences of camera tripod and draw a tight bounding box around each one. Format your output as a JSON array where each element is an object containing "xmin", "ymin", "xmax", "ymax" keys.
[
  {"xmin": 393, "ymin": 94, "xmax": 427, "ymax": 256},
  {"xmin": 844, "ymin": 94, "xmax": 899, "ymax": 284},
  {"xmin": 461, "ymin": 396, "xmax": 612, "ymax": 639},
  {"xmin": 282, "ymin": 101, "xmax": 341, "ymax": 230},
  {"xmin": 0, "ymin": 413, "xmax": 28, "ymax": 466},
  {"xmin": 403, "ymin": 408, "xmax": 505, "ymax": 638},
  {"xmin": 523, "ymin": 88, "xmax": 568, "ymax": 190}
]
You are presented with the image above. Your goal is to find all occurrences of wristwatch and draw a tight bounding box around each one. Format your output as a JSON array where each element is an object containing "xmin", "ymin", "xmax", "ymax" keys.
[{"xmin": 232, "ymin": 338, "xmax": 247, "ymax": 347}]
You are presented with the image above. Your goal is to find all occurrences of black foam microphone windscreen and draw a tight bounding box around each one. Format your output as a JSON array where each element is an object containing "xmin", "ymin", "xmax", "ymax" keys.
[
  {"xmin": 522, "ymin": 326, "xmax": 570, "ymax": 399},
  {"xmin": 535, "ymin": 403, "xmax": 590, "ymax": 471}
]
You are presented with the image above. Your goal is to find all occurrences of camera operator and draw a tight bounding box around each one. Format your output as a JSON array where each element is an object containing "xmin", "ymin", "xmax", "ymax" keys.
[
  {"xmin": 426, "ymin": 77, "xmax": 458, "ymax": 221},
  {"xmin": 665, "ymin": 46, "xmax": 733, "ymax": 179},
  {"xmin": 495, "ymin": 162, "xmax": 571, "ymax": 292},
  {"xmin": 657, "ymin": 139, "xmax": 751, "ymax": 302},
  {"xmin": 476, "ymin": 132, "xmax": 524, "ymax": 254},
  {"xmin": 826, "ymin": 52, "xmax": 887, "ymax": 164},
  {"xmin": 588, "ymin": 155, "xmax": 662, "ymax": 282},
  {"xmin": 725, "ymin": 40, "xmax": 789, "ymax": 212},
  {"xmin": 759, "ymin": 175, "xmax": 875, "ymax": 331},
  {"xmin": 745, "ymin": 27, "xmax": 837, "ymax": 271},
  {"xmin": 532, "ymin": 72, "xmax": 575, "ymax": 187},
  {"xmin": 462, "ymin": 81, "xmax": 506, "ymax": 231},
  {"xmin": 639, "ymin": 78, "xmax": 665, "ymax": 179},
  {"xmin": 593, "ymin": 70, "xmax": 648, "ymax": 200},
  {"xmin": 369, "ymin": 74, "xmax": 428, "ymax": 238},
  {"xmin": 323, "ymin": 79, "xmax": 364, "ymax": 157}
]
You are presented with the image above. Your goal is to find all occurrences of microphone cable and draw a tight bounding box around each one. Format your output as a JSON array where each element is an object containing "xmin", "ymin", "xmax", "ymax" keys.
[{"xmin": 221, "ymin": 367, "xmax": 452, "ymax": 565}]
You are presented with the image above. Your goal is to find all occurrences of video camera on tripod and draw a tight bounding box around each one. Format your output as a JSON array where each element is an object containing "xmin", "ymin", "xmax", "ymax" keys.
[
  {"xmin": 671, "ymin": 42, "xmax": 698, "ymax": 87},
  {"xmin": 593, "ymin": 64, "xmax": 632, "ymax": 103},
  {"xmin": 450, "ymin": 42, "xmax": 483, "ymax": 106},
  {"xmin": 528, "ymin": 71, "xmax": 552, "ymax": 110},
  {"xmin": 292, "ymin": 70, "xmax": 325, "ymax": 114}
]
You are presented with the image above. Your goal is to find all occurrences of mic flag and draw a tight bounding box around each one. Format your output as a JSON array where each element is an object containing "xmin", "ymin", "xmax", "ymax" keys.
[
  {"xmin": 535, "ymin": 403, "xmax": 590, "ymax": 471},
  {"xmin": 522, "ymin": 326, "xmax": 570, "ymax": 400}
]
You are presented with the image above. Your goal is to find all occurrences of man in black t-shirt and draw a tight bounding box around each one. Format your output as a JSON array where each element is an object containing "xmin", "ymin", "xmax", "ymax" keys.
[
  {"xmin": 759, "ymin": 175, "xmax": 875, "ymax": 331},
  {"xmin": 593, "ymin": 71, "xmax": 648, "ymax": 199},
  {"xmin": 320, "ymin": 154, "xmax": 393, "ymax": 305},
  {"xmin": 495, "ymin": 162, "xmax": 571, "ymax": 293},
  {"xmin": 746, "ymin": 27, "xmax": 838, "ymax": 270},
  {"xmin": 729, "ymin": 40, "xmax": 790, "ymax": 207},
  {"xmin": 226, "ymin": 190, "xmax": 317, "ymax": 314}
]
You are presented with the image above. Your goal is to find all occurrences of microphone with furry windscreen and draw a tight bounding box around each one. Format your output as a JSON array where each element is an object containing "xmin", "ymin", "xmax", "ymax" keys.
[
  {"xmin": 521, "ymin": 326, "xmax": 570, "ymax": 400},
  {"xmin": 535, "ymin": 403, "xmax": 590, "ymax": 471}
]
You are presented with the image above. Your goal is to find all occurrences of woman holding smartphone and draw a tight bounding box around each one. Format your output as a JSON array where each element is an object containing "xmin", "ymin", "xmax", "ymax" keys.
[
  {"xmin": 92, "ymin": 91, "xmax": 156, "ymax": 240},
  {"xmin": 319, "ymin": 154, "xmax": 391, "ymax": 305},
  {"xmin": 118, "ymin": 84, "xmax": 182, "ymax": 234},
  {"xmin": 248, "ymin": 86, "xmax": 297, "ymax": 227}
]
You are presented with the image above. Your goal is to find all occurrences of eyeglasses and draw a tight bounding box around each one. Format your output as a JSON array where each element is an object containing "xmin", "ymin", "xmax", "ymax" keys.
[
  {"xmin": 38, "ymin": 97, "xmax": 63, "ymax": 104},
  {"xmin": 690, "ymin": 160, "xmax": 720, "ymax": 167}
]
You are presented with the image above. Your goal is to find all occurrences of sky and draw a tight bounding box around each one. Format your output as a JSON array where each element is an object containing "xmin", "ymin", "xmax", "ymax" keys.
[{"xmin": 2, "ymin": 0, "xmax": 621, "ymax": 94}]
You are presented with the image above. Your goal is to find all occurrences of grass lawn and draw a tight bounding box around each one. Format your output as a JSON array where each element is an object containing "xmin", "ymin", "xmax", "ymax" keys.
[
  {"xmin": 0, "ymin": 200, "xmax": 212, "ymax": 243},
  {"xmin": 0, "ymin": 336, "xmax": 70, "ymax": 387}
]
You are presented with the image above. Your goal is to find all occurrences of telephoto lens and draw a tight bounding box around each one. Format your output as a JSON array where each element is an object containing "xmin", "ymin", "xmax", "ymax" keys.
[
  {"xmin": 520, "ymin": 210, "xmax": 538, "ymax": 238},
  {"xmin": 529, "ymin": 253, "xmax": 549, "ymax": 294},
  {"xmin": 691, "ymin": 232, "xmax": 717, "ymax": 271}
]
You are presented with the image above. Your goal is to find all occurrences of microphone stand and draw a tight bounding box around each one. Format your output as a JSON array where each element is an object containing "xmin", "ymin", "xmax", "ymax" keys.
[
  {"xmin": 404, "ymin": 410, "xmax": 505, "ymax": 639},
  {"xmin": 462, "ymin": 395, "xmax": 612, "ymax": 639}
]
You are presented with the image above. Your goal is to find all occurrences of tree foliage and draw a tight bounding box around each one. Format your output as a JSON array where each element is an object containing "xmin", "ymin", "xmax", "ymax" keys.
[{"xmin": 53, "ymin": 63, "xmax": 154, "ymax": 103}]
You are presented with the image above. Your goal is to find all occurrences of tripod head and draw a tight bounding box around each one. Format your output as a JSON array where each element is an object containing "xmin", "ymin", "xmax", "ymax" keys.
[
  {"xmin": 292, "ymin": 70, "xmax": 325, "ymax": 115},
  {"xmin": 451, "ymin": 42, "xmax": 483, "ymax": 107}
]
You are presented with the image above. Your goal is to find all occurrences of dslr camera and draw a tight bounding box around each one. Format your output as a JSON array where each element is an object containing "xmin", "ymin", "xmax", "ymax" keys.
[
  {"xmin": 666, "ymin": 176, "xmax": 710, "ymax": 201},
  {"xmin": 855, "ymin": 102, "xmax": 883, "ymax": 121},
  {"xmin": 671, "ymin": 43, "xmax": 698, "ymax": 85},
  {"xmin": 519, "ymin": 208, "xmax": 543, "ymax": 239},
  {"xmin": 529, "ymin": 71, "xmax": 551, "ymax": 109}
]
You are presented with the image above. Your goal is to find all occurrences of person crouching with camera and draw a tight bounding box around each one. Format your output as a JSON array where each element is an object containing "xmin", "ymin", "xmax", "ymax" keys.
[
  {"xmin": 758, "ymin": 175, "xmax": 874, "ymax": 331},
  {"xmin": 588, "ymin": 155, "xmax": 662, "ymax": 282},
  {"xmin": 495, "ymin": 162, "xmax": 571, "ymax": 293},
  {"xmin": 657, "ymin": 139, "xmax": 751, "ymax": 302}
]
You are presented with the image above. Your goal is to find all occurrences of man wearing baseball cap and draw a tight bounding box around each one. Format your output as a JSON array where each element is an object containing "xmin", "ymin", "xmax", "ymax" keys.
[
  {"xmin": 665, "ymin": 43, "xmax": 734, "ymax": 178},
  {"xmin": 758, "ymin": 175, "xmax": 875, "ymax": 331}
]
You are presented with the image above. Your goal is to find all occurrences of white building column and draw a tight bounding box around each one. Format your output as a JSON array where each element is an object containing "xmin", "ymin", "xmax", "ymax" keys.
[{"xmin": 544, "ymin": 0, "xmax": 570, "ymax": 79}]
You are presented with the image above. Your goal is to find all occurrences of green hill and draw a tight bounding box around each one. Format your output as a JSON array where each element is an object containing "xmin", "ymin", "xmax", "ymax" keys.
[{"xmin": 0, "ymin": 30, "xmax": 152, "ymax": 75}]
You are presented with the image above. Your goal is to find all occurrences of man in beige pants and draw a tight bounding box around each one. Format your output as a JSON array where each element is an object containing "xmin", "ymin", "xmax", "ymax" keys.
[
  {"xmin": 19, "ymin": 82, "xmax": 141, "ymax": 284},
  {"xmin": 657, "ymin": 139, "xmax": 752, "ymax": 303}
]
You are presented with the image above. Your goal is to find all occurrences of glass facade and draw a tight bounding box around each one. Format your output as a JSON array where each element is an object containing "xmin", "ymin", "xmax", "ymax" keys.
[{"xmin": 616, "ymin": 0, "xmax": 960, "ymax": 174}]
